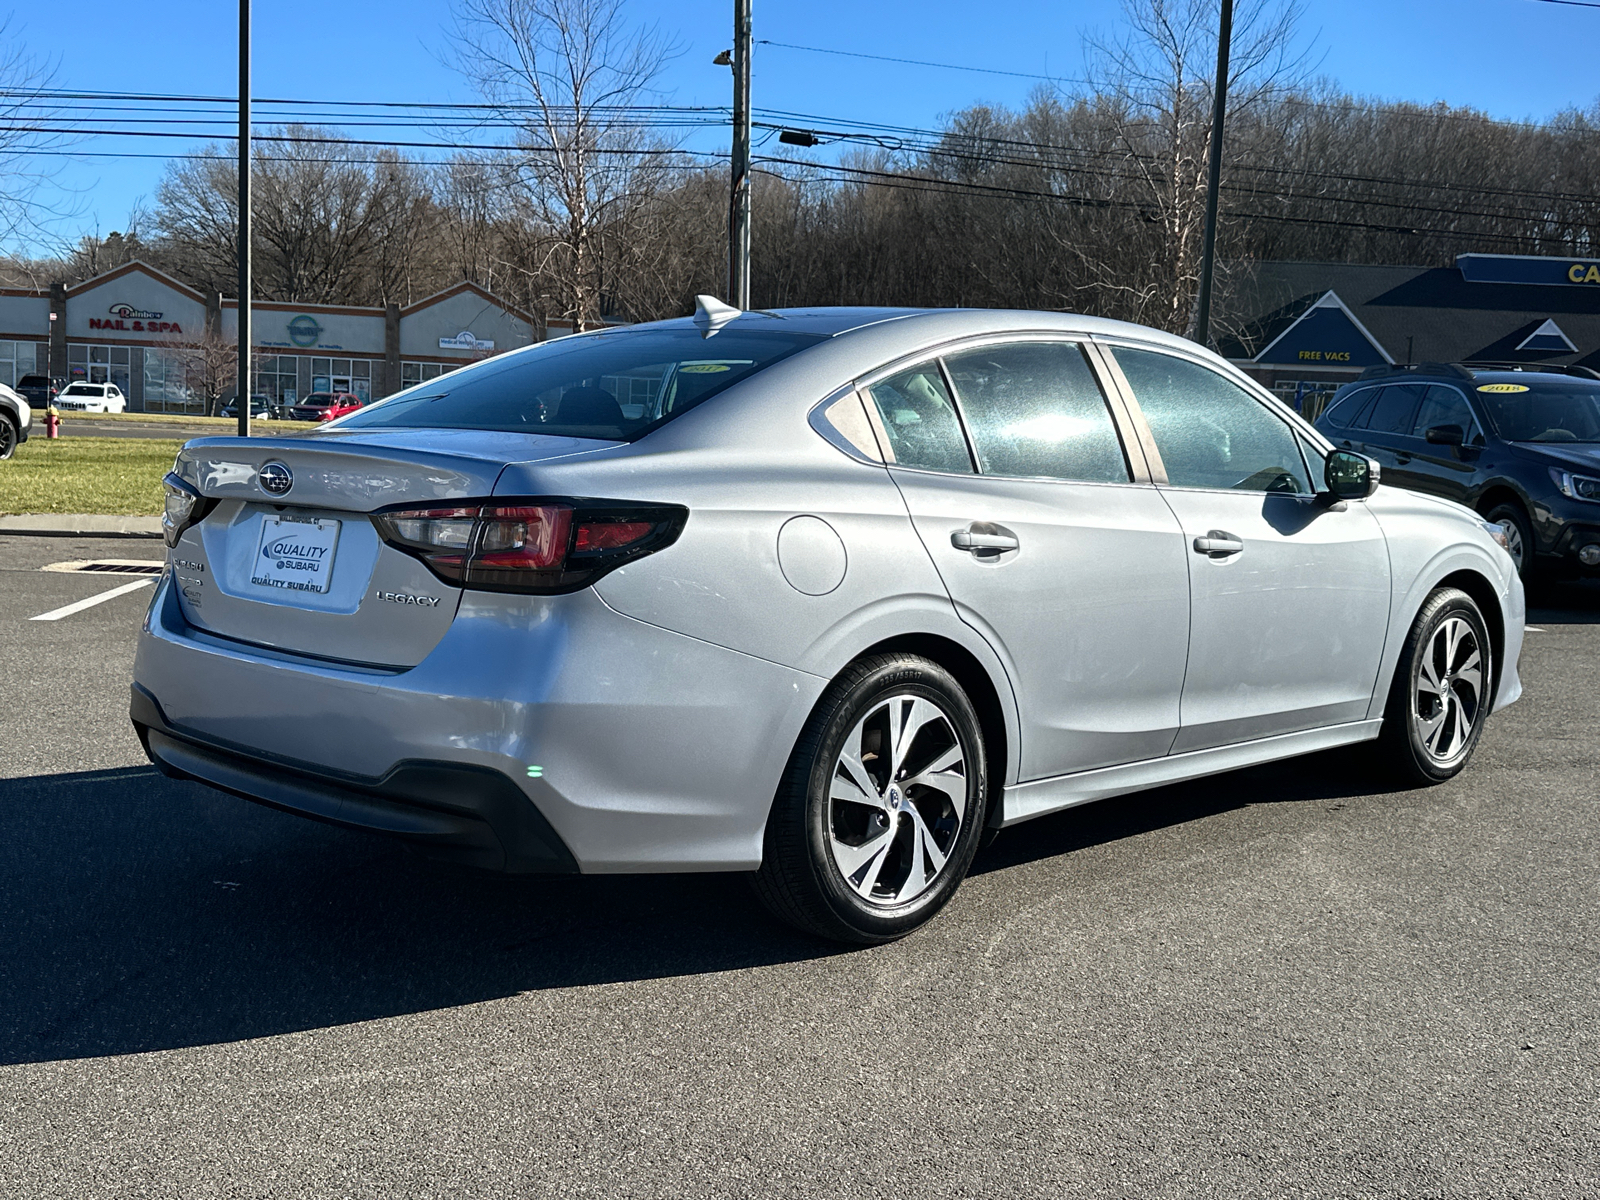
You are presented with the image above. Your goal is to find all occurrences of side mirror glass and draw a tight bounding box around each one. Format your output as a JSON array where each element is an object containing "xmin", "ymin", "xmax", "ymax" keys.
[
  {"xmin": 1325, "ymin": 449, "xmax": 1379, "ymax": 500},
  {"xmin": 1425, "ymin": 424, "xmax": 1465, "ymax": 447}
]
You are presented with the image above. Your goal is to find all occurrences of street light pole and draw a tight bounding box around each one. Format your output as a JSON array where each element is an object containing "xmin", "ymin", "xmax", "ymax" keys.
[
  {"xmin": 237, "ymin": 0, "xmax": 251, "ymax": 437},
  {"xmin": 1192, "ymin": 0, "xmax": 1233, "ymax": 349},
  {"xmin": 729, "ymin": 0, "xmax": 752, "ymax": 309}
]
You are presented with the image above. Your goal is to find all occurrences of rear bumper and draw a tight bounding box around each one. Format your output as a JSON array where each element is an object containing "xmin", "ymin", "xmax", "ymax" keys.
[
  {"xmin": 133, "ymin": 683, "xmax": 578, "ymax": 873},
  {"xmin": 132, "ymin": 572, "xmax": 828, "ymax": 873}
]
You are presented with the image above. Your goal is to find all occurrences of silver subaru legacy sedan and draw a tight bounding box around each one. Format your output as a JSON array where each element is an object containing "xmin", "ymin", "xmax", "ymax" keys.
[{"xmin": 134, "ymin": 304, "xmax": 1524, "ymax": 943}]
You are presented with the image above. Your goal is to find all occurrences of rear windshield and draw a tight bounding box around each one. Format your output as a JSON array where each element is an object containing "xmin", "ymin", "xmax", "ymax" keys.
[
  {"xmin": 334, "ymin": 326, "xmax": 826, "ymax": 441},
  {"xmin": 1475, "ymin": 379, "xmax": 1600, "ymax": 443}
]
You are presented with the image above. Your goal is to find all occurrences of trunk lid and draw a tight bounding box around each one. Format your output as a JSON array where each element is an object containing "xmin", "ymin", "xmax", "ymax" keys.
[{"xmin": 169, "ymin": 430, "xmax": 612, "ymax": 667}]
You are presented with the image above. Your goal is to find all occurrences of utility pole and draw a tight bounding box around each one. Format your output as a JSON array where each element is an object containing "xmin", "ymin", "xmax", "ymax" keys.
[
  {"xmin": 728, "ymin": 0, "xmax": 752, "ymax": 309},
  {"xmin": 1192, "ymin": 0, "xmax": 1233, "ymax": 349},
  {"xmin": 237, "ymin": 0, "xmax": 251, "ymax": 437}
]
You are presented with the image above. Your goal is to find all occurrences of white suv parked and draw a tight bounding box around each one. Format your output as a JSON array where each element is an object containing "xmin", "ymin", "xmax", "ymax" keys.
[{"xmin": 56, "ymin": 382, "xmax": 127, "ymax": 413}]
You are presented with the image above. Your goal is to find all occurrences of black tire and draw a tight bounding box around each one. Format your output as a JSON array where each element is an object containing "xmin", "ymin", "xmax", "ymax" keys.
[
  {"xmin": 1375, "ymin": 587, "xmax": 1494, "ymax": 786},
  {"xmin": 1484, "ymin": 502, "xmax": 1534, "ymax": 582},
  {"xmin": 0, "ymin": 414, "xmax": 16, "ymax": 460},
  {"xmin": 753, "ymin": 653, "xmax": 988, "ymax": 944}
]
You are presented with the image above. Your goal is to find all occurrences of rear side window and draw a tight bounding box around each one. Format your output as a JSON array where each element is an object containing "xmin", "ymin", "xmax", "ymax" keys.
[
  {"xmin": 1362, "ymin": 384, "xmax": 1425, "ymax": 435},
  {"xmin": 942, "ymin": 342, "xmax": 1129, "ymax": 483},
  {"xmin": 336, "ymin": 327, "xmax": 825, "ymax": 441},
  {"xmin": 1111, "ymin": 346, "xmax": 1312, "ymax": 494},
  {"xmin": 1321, "ymin": 387, "xmax": 1377, "ymax": 428},
  {"xmin": 864, "ymin": 363, "xmax": 974, "ymax": 473}
]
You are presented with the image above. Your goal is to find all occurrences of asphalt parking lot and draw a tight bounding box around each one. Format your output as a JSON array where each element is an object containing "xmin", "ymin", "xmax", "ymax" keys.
[{"xmin": 1, "ymin": 535, "xmax": 1596, "ymax": 1198}]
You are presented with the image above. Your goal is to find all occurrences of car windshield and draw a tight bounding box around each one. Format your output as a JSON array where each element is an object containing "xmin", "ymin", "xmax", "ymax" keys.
[
  {"xmin": 302, "ymin": 393, "xmax": 335, "ymax": 404},
  {"xmin": 63, "ymin": 384, "xmax": 97, "ymax": 395},
  {"xmin": 334, "ymin": 326, "xmax": 827, "ymax": 441},
  {"xmin": 1475, "ymin": 378, "xmax": 1600, "ymax": 443}
]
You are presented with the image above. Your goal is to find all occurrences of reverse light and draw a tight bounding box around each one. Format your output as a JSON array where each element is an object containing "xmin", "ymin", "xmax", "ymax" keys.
[
  {"xmin": 1549, "ymin": 467, "xmax": 1600, "ymax": 503},
  {"xmin": 371, "ymin": 498, "xmax": 687, "ymax": 594}
]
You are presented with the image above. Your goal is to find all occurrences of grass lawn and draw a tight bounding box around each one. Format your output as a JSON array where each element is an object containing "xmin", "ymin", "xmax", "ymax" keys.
[{"xmin": 0, "ymin": 437, "xmax": 184, "ymax": 515}]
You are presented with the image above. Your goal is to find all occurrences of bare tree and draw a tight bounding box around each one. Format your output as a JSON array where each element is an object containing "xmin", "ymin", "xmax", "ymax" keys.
[
  {"xmin": 148, "ymin": 328, "xmax": 238, "ymax": 415},
  {"xmin": 1080, "ymin": 0, "xmax": 1313, "ymax": 332},
  {"xmin": 452, "ymin": 0, "xmax": 677, "ymax": 330}
]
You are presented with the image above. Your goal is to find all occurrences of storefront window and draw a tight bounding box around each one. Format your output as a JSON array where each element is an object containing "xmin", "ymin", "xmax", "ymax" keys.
[
  {"xmin": 143, "ymin": 347, "xmax": 203, "ymax": 414},
  {"xmin": 253, "ymin": 355, "xmax": 299, "ymax": 408},
  {"xmin": 309, "ymin": 357, "xmax": 374, "ymax": 399},
  {"xmin": 401, "ymin": 361, "xmax": 457, "ymax": 388},
  {"xmin": 69, "ymin": 344, "xmax": 132, "ymax": 393},
  {"xmin": 0, "ymin": 341, "xmax": 37, "ymax": 388}
]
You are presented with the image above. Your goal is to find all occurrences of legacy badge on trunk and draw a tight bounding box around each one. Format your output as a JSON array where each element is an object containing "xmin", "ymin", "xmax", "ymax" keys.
[{"xmin": 250, "ymin": 515, "xmax": 341, "ymax": 594}]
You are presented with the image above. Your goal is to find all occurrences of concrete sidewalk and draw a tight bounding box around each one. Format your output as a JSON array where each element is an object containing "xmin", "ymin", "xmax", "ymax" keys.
[{"xmin": 0, "ymin": 514, "xmax": 162, "ymax": 538}]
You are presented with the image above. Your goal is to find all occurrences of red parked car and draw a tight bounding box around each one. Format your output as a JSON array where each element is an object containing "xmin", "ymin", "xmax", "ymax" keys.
[{"xmin": 289, "ymin": 391, "xmax": 363, "ymax": 422}]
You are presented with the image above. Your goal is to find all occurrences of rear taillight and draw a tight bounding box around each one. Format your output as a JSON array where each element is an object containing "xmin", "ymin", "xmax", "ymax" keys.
[{"xmin": 371, "ymin": 498, "xmax": 687, "ymax": 594}]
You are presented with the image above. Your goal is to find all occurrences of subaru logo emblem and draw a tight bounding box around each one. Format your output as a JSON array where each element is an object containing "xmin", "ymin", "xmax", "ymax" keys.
[{"xmin": 259, "ymin": 462, "xmax": 293, "ymax": 496}]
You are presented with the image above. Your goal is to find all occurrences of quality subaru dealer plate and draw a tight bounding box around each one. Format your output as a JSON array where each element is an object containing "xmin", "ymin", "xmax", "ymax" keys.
[{"xmin": 250, "ymin": 515, "xmax": 341, "ymax": 595}]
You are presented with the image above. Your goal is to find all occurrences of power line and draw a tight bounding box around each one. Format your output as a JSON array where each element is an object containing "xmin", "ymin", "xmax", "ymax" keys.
[
  {"xmin": 1529, "ymin": 0, "xmax": 1600, "ymax": 8},
  {"xmin": 755, "ymin": 40, "xmax": 1083, "ymax": 84}
]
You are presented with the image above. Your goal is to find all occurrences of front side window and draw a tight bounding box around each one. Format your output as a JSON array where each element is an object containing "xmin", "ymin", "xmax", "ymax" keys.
[
  {"xmin": 338, "ymin": 328, "xmax": 825, "ymax": 441},
  {"xmin": 863, "ymin": 363, "xmax": 974, "ymax": 474},
  {"xmin": 1412, "ymin": 385, "xmax": 1484, "ymax": 445},
  {"xmin": 1111, "ymin": 346, "xmax": 1312, "ymax": 494},
  {"xmin": 942, "ymin": 342, "xmax": 1129, "ymax": 483}
]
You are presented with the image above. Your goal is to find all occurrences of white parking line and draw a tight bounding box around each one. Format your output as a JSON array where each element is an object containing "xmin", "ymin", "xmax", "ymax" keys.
[
  {"xmin": 1525, "ymin": 626, "xmax": 1546, "ymax": 633},
  {"xmin": 30, "ymin": 578, "xmax": 154, "ymax": 622}
]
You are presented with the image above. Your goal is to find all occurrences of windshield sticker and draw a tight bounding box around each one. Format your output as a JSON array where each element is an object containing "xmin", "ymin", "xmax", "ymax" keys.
[
  {"xmin": 1477, "ymin": 383, "xmax": 1531, "ymax": 393},
  {"xmin": 679, "ymin": 364, "xmax": 734, "ymax": 374}
]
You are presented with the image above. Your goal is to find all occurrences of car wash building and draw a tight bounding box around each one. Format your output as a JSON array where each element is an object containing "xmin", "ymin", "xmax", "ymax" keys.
[
  {"xmin": 0, "ymin": 261, "xmax": 543, "ymax": 411},
  {"xmin": 1219, "ymin": 252, "xmax": 1600, "ymax": 413}
]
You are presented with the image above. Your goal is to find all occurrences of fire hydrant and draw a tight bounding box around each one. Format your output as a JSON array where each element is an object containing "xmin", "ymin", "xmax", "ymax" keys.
[{"xmin": 45, "ymin": 406, "xmax": 59, "ymax": 438}]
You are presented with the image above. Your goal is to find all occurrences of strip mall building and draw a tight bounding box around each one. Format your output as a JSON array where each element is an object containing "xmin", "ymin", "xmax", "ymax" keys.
[
  {"xmin": 0, "ymin": 261, "xmax": 548, "ymax": 411},
  {"xmin": 1221, "ymin": 252, "xmax": 1600, "ymax": 409}
]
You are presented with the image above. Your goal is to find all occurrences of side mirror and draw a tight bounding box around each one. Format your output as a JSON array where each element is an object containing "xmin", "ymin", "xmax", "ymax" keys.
[
  {"xmin": 1425, "ymin": 424, "xmax": 1465, "ymax": 447},
  {"xmin": 1325, "ymin": 449, "xmax": 1380, "ymax": 500}
]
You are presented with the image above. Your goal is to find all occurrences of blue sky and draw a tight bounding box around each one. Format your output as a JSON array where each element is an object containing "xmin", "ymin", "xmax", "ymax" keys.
[{"xmin": 10, "ymin": 0, "xmax": 1597, "ymax": 252}]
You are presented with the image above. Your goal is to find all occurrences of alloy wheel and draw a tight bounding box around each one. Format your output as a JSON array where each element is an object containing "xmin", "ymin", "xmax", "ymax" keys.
[
  {"xmin": 826, "ymin": 693, "xmax": 968, "ymax": 907},
  {"xmin": 1413, "ymin": 615, "xmax": 1485, "ymax": 766}
]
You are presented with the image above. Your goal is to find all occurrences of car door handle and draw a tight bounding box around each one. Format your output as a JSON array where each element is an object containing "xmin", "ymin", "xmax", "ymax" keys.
[
  {"xmin": 951, "ymin": 526, "xmax": 1020, "ymax": 554},
  {"xmin": 1193, "ymin": 531, "xmax": 1244, "ymax": 557}
]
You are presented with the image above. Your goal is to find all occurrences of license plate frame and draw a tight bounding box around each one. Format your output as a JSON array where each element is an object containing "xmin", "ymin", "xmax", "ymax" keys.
[{"xmin": 250, "ymin": 514, "xmax": 342, "ymax": 596}]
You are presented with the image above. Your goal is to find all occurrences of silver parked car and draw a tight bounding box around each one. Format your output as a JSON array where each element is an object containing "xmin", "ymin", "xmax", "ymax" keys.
[{"xmin": 135, "ymin": 303, "xmax": 1524, "ymax": 943}]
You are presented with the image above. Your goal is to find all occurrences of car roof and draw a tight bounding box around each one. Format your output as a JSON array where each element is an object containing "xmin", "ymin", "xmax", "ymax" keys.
[{"xmin": 619, "ymin": 305, "xmax": 1209, "ymax": 351}]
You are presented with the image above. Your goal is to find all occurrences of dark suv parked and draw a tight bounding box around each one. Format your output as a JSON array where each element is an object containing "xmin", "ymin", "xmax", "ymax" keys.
[
  {"xmin": 1314, "ymin": 362, "xmax": 1600, "ymax": 579},
  {"xmin": 16, "ymin": 374, "xmax": 59, "ymax": 409}
]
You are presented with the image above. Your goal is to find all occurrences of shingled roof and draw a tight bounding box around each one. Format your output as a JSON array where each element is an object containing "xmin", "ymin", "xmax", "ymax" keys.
[{"xmin": 1217, "ymin": 259, "xmax": 1600, "ymax": 370}]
